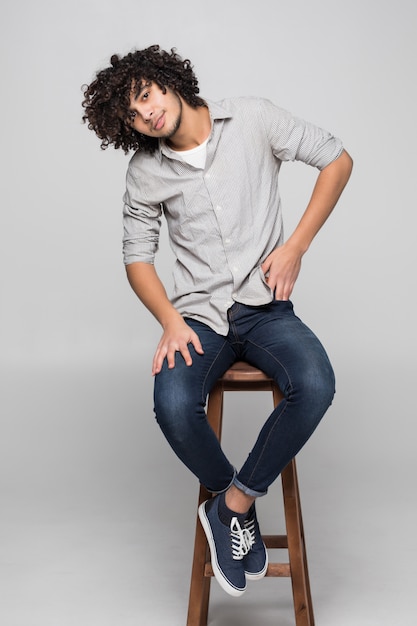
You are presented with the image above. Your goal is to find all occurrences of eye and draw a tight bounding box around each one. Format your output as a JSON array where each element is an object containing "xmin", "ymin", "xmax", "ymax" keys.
[{"xmin": 142, "ymin": 91, "xmax": 150, "ymax": 100}]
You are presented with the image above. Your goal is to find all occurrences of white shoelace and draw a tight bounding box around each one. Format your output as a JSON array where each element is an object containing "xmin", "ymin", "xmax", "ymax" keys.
[
  {"xmin": 230, "ymin": 517, "xmax": 253, "ymax": 560},
  {"xmin": 244, "ymin": 515, "xmax": 256, "ymax": 545}
]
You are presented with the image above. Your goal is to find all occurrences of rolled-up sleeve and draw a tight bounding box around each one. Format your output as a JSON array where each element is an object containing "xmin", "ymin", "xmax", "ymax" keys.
[
  {"xmin": 122, "ymin": 165, "xmax": 162, "ymax": 265},
  {"xmin": 259, "ymin": 99, "xmax": 343, "ymax": 170}
]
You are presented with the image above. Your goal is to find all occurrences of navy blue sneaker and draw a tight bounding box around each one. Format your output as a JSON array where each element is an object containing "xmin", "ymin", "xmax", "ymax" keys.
[
  {"xmin": 242, "ymin": 504, "xmax": 268, "ymax": 580},
  {"xmin": 198, "ymin": 495, "xmax": 251, "ymax": 596}
]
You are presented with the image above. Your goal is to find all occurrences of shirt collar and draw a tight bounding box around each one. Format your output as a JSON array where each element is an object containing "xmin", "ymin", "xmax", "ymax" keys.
[{"xmin": 156, "ymin": 99, "xmax": 232, "ymax": 163}]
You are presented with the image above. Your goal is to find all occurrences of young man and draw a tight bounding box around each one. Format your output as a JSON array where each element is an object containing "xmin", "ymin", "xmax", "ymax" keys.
[{"xmin": 82, "ymin": 45, "xmax": 353, "ymax": 597}]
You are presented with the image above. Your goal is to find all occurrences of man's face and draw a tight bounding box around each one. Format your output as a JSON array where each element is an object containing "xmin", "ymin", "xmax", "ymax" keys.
[{"xmin": 127, "ymin": 80, "xmax": 182, "ymax": 139}]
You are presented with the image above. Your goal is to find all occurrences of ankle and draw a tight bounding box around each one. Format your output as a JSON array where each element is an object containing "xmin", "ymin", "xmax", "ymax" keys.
[{"xmin": 225, "ymin": 485, "xmax": 255, "ymax": 515}]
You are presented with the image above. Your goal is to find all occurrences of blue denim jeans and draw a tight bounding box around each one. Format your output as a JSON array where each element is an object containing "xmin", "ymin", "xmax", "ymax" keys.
[{"xmin": 154, "ymin": 301, "xmax": 335, "ymax": 497}]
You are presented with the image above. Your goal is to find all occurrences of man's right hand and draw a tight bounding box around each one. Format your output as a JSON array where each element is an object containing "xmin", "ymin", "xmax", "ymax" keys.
[
  {"xmin": 125, "ymin": 262, "xmax": 204, "ymax": 375},
  {"xmin": 152, "ymin": 315, "xmax": 204, "ymax": 375}
]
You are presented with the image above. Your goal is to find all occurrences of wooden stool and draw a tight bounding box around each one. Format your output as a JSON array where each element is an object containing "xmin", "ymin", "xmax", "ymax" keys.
[{"xmin": 186, "ymin": 361, "xmax": 314, "ymax": 626}]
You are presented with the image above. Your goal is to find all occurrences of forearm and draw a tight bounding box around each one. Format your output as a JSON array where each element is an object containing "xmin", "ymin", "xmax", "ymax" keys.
[
  {"xmin": 126, "ymin": 261, "xmax": 204, "ymax": 373},
  {"xmin": 125, "ymin": 261, "xmax": 182, "ymax": 328},
  {"xmin": 262, "ymin": 149, "xmax": 353, "ymax": 300},
  {"xmin": 287, "ymin": 149, "xmax": 353, "ymax": 253}
]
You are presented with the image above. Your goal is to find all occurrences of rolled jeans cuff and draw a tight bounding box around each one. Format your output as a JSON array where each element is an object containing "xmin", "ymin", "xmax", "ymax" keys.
[
  {"xmin": 233, "ymin": 476, "xmax": 267, "ymax": 498},
  {"xmin": 206, "ymin": 467, "xmax": 237, "ymax": 495}
]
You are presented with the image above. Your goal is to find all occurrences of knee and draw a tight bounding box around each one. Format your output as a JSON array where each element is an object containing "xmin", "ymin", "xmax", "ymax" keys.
[
  {"xmin": 290, "ymin": 361, "xmax": 335, "ymax": 415},
  {"xmin": 154, "ymin": 360, "xmax": 195, "ymax": 421},
  {"xmin": 154, "ymin": 383, "xmax": 202, "ymax": 445},
  {"xmin": 155, "ymin": 385, "xmax": 193, "ymax": 426},
  {"xmin": 312, "ymin": 369, "xmax": 335, "ymax": 412}
]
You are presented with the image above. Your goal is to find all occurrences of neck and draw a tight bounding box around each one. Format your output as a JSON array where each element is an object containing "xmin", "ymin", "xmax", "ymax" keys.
[{"xmin": 166, "ymin": 100, "xmax": 211, "ymax": 151}]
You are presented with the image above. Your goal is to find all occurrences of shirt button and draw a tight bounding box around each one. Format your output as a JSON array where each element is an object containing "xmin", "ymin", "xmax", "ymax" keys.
[
  {"xmin": 232, "ymin": 292, "xmax": 237, "ymax": 298},
  {"xmin": 233, "ymin": 266, "xmax": 238, "ymax": 272},
  {"xmin": 216, "ymin": 205, "xmax": 222, "ymax": 211},
  {"xmin": 225, "ymin": 238, "xmax": 231, "ymax": 244}
]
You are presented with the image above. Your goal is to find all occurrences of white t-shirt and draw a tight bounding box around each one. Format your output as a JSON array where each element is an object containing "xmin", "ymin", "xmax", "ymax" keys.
[{"xmin": 165, "ymin": 136, "xmax": 209, "ymax": 169}]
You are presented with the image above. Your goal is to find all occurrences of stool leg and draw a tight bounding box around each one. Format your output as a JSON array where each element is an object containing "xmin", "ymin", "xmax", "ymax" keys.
[
  {"xmin": 186, "ymin": 383, "xmax": 224, "ymax": 626},
  {"xmin": 186, "ymin": 484, "xmax": 212, "ymax": 626},
  {"xmin": 281, "ymin": 460, "xmax": 315, "ymax": 626},
  {"xmin": 206, "ymin": 381, "xmax": 224, "ymax": 438}
]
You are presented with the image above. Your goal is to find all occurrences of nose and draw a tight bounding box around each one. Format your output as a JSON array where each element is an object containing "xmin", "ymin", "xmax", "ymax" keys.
[{"xmin": 143, "ymin": 107, "xmax": 154, "ymax": 122}]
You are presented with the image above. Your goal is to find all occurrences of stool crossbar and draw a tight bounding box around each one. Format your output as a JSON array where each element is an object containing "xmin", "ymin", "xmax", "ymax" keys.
[{"xmin": 186, "ymin": 361, "xmax": 315, "ymax": 626}]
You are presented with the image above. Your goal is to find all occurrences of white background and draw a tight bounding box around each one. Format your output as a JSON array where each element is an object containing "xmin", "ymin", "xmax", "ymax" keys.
[{"xmin": 1, "ymin": 1, "xmax": 416, "ymax": 625}]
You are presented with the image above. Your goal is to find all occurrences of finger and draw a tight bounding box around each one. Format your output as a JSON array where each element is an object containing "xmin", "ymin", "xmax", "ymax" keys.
[
  {"xmin": 152, "ymin": 345, "xmax": 167, "ymax": 375},
  {"xmin": 270, "ymin": 277, "xmax": 285, "ymax": 300},
  {"xmin": 166, "ymin": 346, "xmax": 177, "ymax": 369},
  {"xmin": 178, "ymin": 343, "xmax": 193, "ymax": 366},
  {"xmin": 274, "ymin": 281, "xmax": 292, "ymax": 301},
  {"xmin": 190, "ymin": 333, "xmax": 204, "ymax": 355},
  {"xmin": 261, "ymin": 259, "xmax": 270, "ymax": 275}
]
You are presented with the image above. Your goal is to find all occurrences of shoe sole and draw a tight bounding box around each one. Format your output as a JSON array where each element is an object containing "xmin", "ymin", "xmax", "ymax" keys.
[
  {"xmin": 245, "ymin": 550, "xmax": 269, "ymax": 581},
  {"xmin": 198, "ymin": 502, "xmax": 246, "ymax": 597}
]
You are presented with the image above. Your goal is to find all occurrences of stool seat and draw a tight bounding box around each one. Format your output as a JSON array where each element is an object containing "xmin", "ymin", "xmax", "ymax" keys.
[
  {"xmin": 221, "ymin": 361, "xmax": 272, "ymax": 381},
  {"xmin": 186, "ymin": 361, "xmax": 314, "ymax": 626}
]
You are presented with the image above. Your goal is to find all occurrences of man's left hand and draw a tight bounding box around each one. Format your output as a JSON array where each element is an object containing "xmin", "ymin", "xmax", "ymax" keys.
[{"xmin": 261, "ymin": 242, "xmax": 303, "ymax": 301}]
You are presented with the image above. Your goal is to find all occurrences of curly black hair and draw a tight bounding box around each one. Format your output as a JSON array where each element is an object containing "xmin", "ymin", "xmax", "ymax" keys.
[{"xmin": 81, "ymin": 45, "xmax": 205, "ymax": 154}]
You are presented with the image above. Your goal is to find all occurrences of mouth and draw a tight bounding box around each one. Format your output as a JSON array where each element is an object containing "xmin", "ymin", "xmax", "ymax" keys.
[{"xmin": 153, "ymin": 113, "xmax": 165, "ymax": 131}]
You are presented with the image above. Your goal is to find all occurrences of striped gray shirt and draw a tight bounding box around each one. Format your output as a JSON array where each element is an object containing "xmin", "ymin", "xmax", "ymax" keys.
[{"xmin": 123, "ymin": 97, "xmax": 343, "ymax": 335}]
